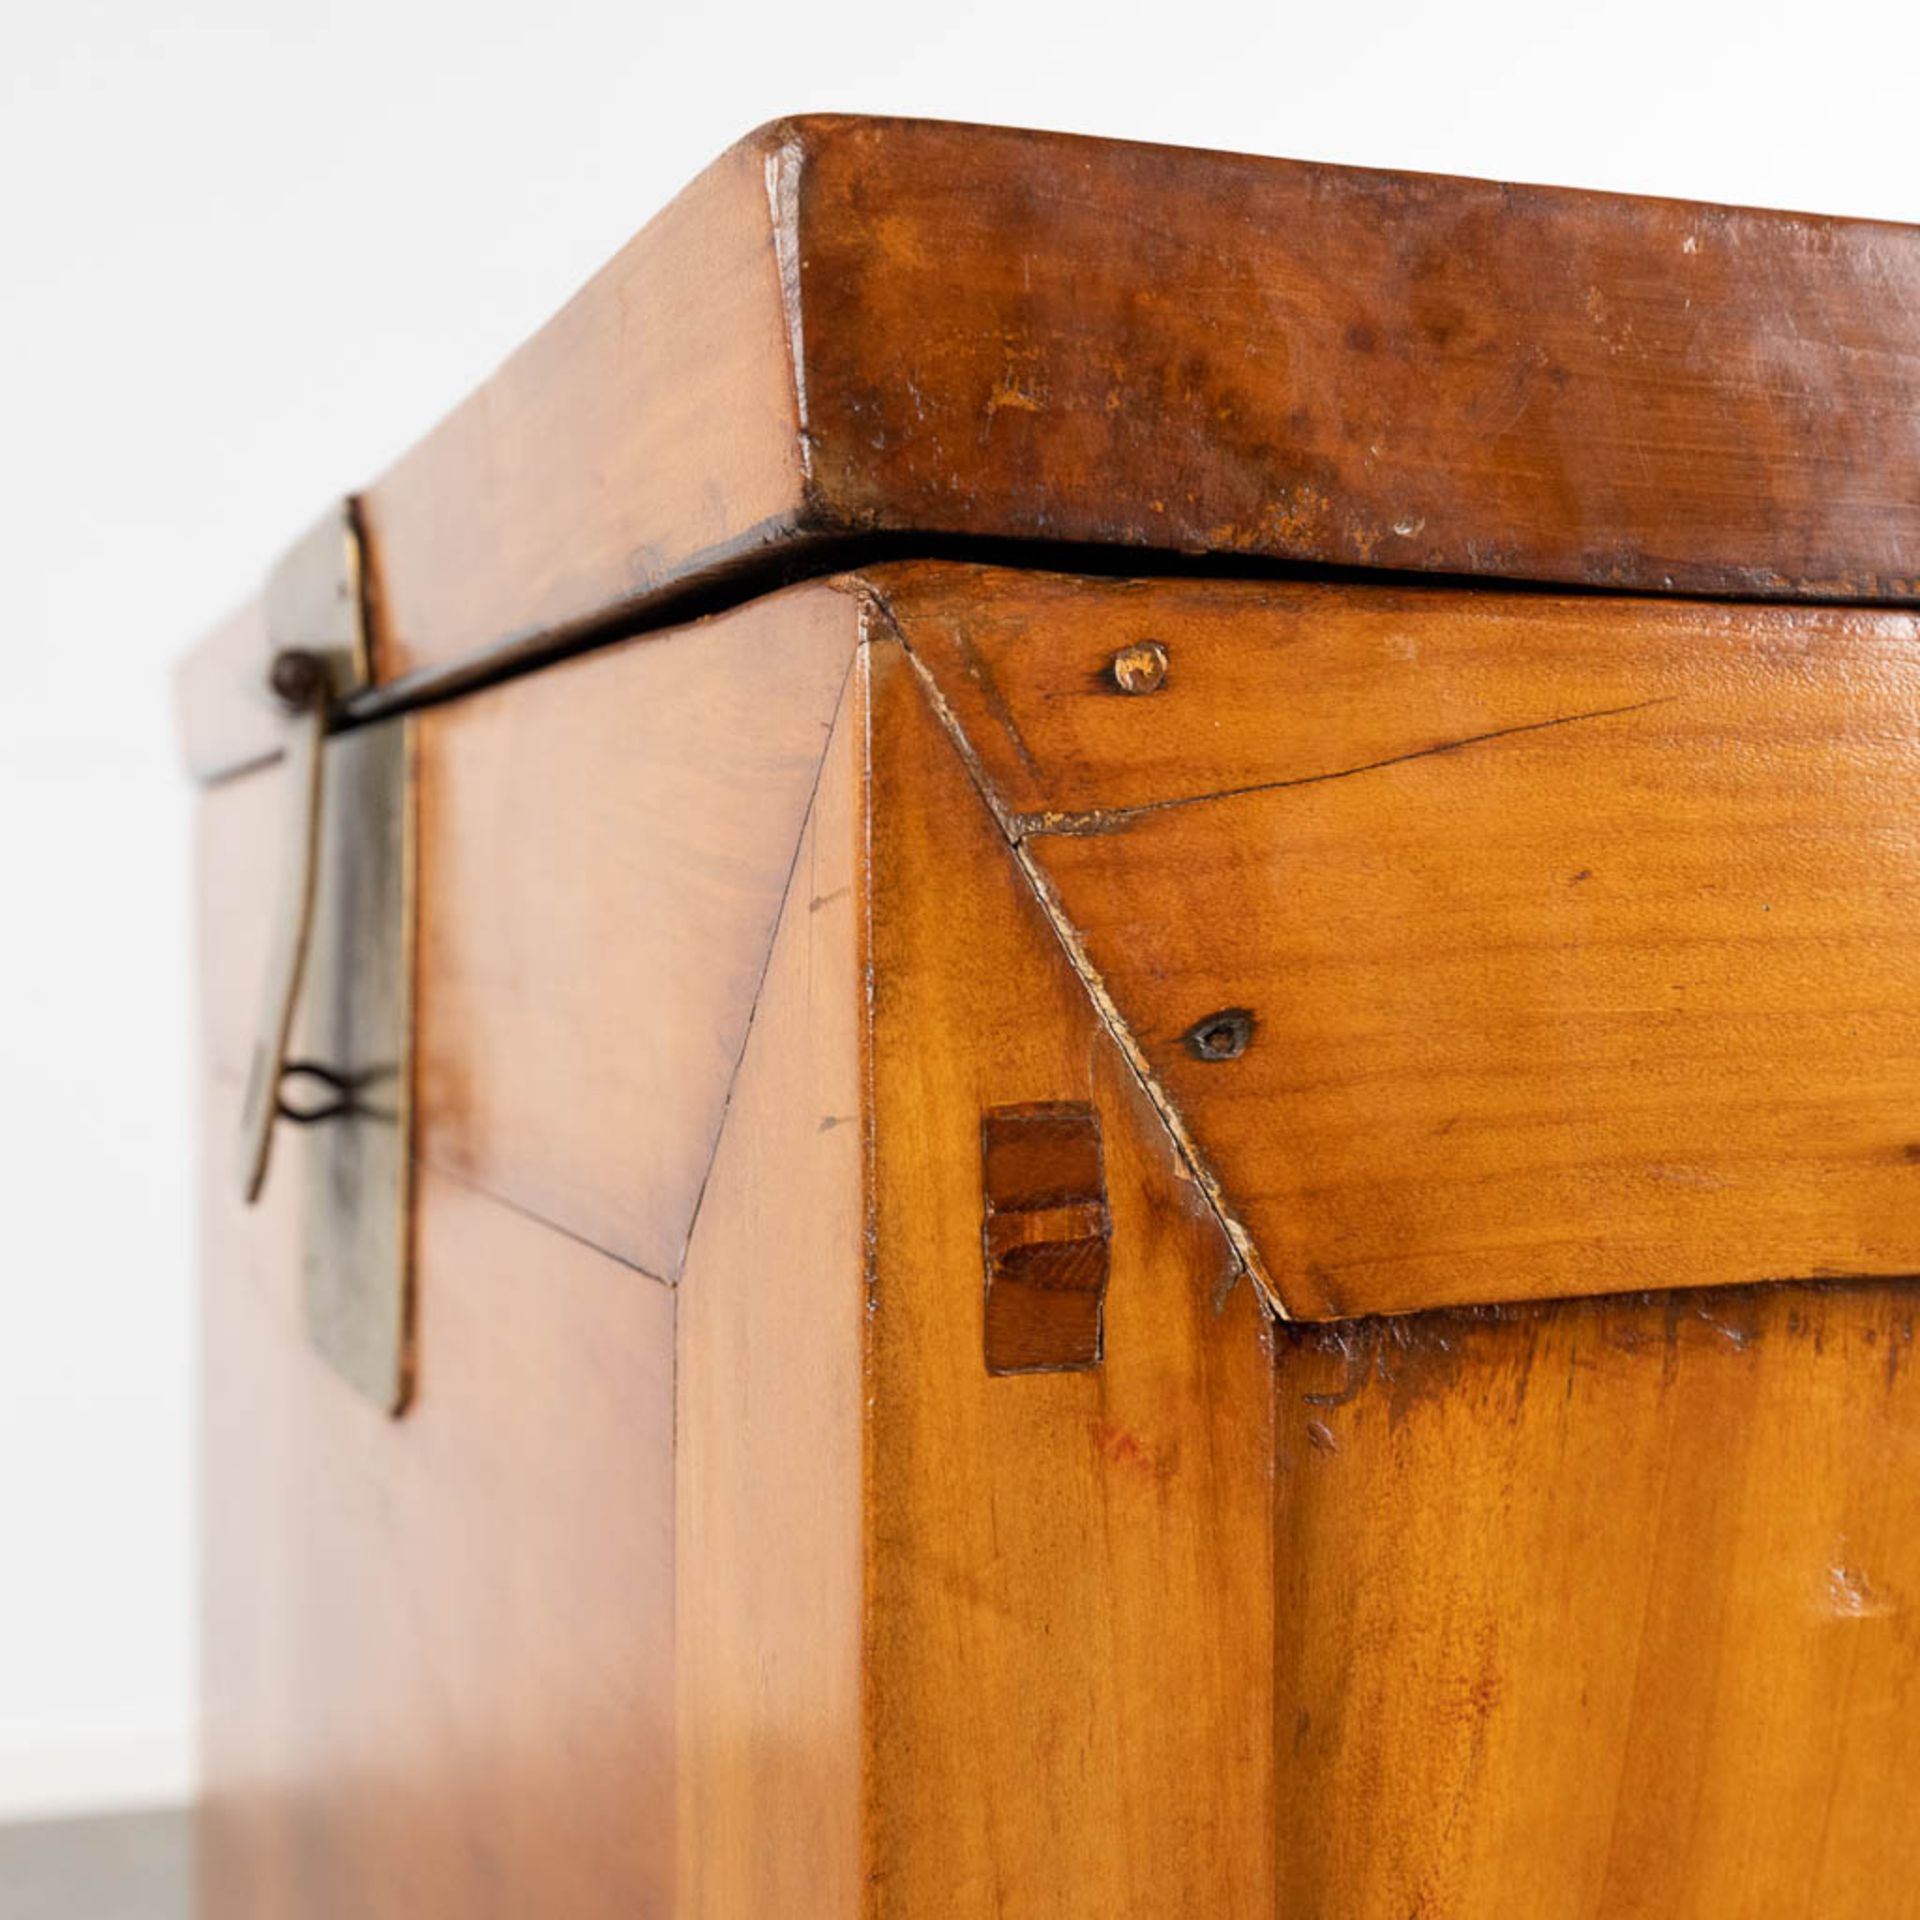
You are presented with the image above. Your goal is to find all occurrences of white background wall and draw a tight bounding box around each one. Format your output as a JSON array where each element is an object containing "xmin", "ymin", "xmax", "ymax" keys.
[{"xmin": 1, "ymin": 0, "xmax": 1914, "ymax": 1821}]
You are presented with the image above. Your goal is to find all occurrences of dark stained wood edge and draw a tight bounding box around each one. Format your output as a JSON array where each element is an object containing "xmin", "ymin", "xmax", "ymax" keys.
[
  {"xmin": 177, "ymin": 113, "xmax": 1920, "ymax": 780},
  {"xmin": 793, "ymin": 116, "xmax": 1920, "ymax": 607}
]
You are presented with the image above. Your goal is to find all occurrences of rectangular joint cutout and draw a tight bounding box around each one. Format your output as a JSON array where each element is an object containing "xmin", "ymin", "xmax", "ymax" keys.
[{"xmin": 981, "ymin": 1102, "xmax": 1111, "ymax": 1375}]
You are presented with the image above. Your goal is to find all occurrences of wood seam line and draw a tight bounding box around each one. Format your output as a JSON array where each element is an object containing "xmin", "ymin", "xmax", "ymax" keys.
[
  {"xmin": 670, "ymin": 642, "xmax": 862, "ymax": 1282},
  {"xmin": 414, "ymin": 1153, "xmax": 674, "ymax": 1287},
  {"xmin": 851, "ymin": 625, "xmax": 883, "ymax": 1334},
  {"xmin": 208, "ymin": 1069, "xmax": 658, "ymax": 1283},
  {"xmin": 212, "ymin": 647, "xmax": 856, "ymax": 1292},
  {"xmin": 864, "ymin": 593, "xmax": 1286, "ymax": 1320}
]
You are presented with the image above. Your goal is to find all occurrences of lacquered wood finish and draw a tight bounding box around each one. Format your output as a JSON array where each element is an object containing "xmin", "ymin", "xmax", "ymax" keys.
[
  {"xmin": 412, "ymin": 588, "xmax": 854, "ymax": 1280},
  {"xmin": 362, "ymin": 135, "xmax": 805, "ymax": 690},
  {"xmin": 196, "ymin": 598, "xmax": 864, "ymax": 1919},
  {"xmin": 674, "ymin": 659, "xmax": 865, "ymax": 1917},
  {"xmin": 888, "ymin": 565, "xmax": 1920, "ymax": 1318},
  {"xmin": 176, "ymin": 116, "xmax": 1920, "ymax": 779},
  {"xmin": 198, "ymin": 1144, "xmax": 676, "ymax": 1919},
  {"xmin": 796, "ymin": 120, "xmax": 1920, "ymax": 603},
  {"xmin": 1274, "ymin": 1283, "xmax": 1920, "ymax": 1918},
  {"xmin": 181, "ymin": 101, "xmax": 1920, "ymax": 1903},
  {"xmin": 862, "ymin": 637, "xmax": 1277, "ymax": 1912},
  {"xmin": 193, "ymin": 566, "xmax": 1920, "ymax": 1917}
]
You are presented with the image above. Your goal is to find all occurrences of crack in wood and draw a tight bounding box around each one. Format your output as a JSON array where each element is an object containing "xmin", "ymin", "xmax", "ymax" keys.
[{"xmin": 1011, "ymin": 694, "xmax": 1681, "ymax": 837}]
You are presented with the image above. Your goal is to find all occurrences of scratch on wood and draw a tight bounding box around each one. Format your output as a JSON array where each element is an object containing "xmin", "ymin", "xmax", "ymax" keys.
[
  {"xmin": 764, "ymin": 138, "xmax": 814, "ymax": 490},
  {"xmin": 948, "ymin": 625, "xmax": 1045, "ymax": 788},
  {"xmin": 1006, "ymin": 841, "xmax": 1280, "ymax": 1316}
]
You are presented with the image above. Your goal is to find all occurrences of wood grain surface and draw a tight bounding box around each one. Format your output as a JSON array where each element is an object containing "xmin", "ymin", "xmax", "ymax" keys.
[
  {"xmin": 191, "ymin": 557, "xmax": 1920, "ymax": 1917},
  {"xmin": 886, "ymin": 565, "xmax": 1920, "ymax": 1318},
  {"xmin": 198, "ymin": 1148, "xmax": 676, "ymax": 1920},
  {"xmin": 862, "ymin": 636, "xmax": 1277, "ymax": 1915},
  {"xmin": 177, "ymin": 115, "xmax": 1920, "ymax": 779},
  {"xmin": 980, "ymin": 1100, "xmax": 1113, "ymax": 1374},
  {"xmin": 412, "ymin": 583, "xmax": 855, "ymax": 1280},
  {"xmin": 361, "ymin": 133, "xmax": 804, "ymax": 691},
  {"xmin": 1273, "ymin": 1282, "xmax": 1920, "ymax": 1918},
  {"xmin": 794, "ymin": 118, "xmax": 1920, "ymax": 604},
  {"xmin": 674, "ymin": 659, "xmax": 865, "ymax": 1917}
]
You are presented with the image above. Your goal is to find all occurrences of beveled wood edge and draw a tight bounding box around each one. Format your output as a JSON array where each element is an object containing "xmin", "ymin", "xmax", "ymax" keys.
[{"xmin": 175, "ymin": 113, "xmax": 1920, "ymax": 782}]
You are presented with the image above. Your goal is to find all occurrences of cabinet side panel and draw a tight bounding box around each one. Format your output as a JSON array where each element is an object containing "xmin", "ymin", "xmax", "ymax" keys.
[
  {"xmin": 413, "ymin": 583, "xmax": 856, "ymax": 1282},
  {"xmin": 864, "ymin": 635, "xmax": 1277, "ymax": 1918},
  {"xmin": 362, "ymin": 131, "xmax": 808, "ymax": 687},
  {"xmin": 675, "ymin": 660, "xmax": 866, "ymax": 1914},
  {"xmin": 197, "ymin": 1143, "xmax": 675, "ymax": 1916},
  {"xmin": 1273, "ymin": 1283, "xmax": 1920, "ymax": 1918},
  {"xmin": 197, "ymin": 747, "xmax": 678, "ymax": 1917}
]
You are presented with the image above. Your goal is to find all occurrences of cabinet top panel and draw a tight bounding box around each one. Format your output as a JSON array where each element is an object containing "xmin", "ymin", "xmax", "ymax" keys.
[{"xmin": 181, "ymin": 114, "xmax": 1920, "ymax": 777}]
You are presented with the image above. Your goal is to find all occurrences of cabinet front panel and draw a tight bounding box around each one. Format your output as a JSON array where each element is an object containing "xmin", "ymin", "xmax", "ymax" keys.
[
  {"xmin": 892, "ymin": 567, "xmax": 1920, "ymax": 1317},
  {"xmin": 1273, "ymin": 1282, "xmax": 1920, "ymax": 1918}
]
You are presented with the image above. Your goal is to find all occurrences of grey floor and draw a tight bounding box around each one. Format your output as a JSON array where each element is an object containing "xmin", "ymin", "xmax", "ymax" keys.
[{"xmin": 0, "ymin": 1811, "xmax": 189, "ymax": 1920}]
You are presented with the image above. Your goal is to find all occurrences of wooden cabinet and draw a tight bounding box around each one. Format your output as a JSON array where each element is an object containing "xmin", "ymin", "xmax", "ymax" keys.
[{"xmin": 179, "ymin": 117, "xmax": 1920, "ymax": 1917}]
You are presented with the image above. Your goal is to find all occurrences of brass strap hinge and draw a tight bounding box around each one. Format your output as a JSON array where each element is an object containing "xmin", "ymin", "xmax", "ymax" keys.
[{"xmin": 236, "ymin": 502, "xmax": 415, "ymax": 1415}]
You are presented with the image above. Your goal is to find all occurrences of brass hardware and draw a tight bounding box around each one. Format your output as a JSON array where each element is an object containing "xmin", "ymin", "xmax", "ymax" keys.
[
  {"xmin": 262, "ymin": 499, "xmax": 373, "ymax": 700},
  {"xmin": 1109, "ymin": 640, "xmax": 1169, "ymax": 695},
  {"xmin": 236, "ymin": 503, "xmax": 415, "ymax": 1414},
  {"xmin": 296, "ymin": 715, "xmax": 414, "ymax": 1412}
]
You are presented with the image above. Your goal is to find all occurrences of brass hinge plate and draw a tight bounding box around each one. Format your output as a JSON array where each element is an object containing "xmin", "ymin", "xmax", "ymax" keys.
[
  {"xmin": 295, "ymin": 714, "xmax": 414, "ymax": 1410},
  {"xmin": 238, "ymin": 503, "xmax": 416, "ymax": 1414}
]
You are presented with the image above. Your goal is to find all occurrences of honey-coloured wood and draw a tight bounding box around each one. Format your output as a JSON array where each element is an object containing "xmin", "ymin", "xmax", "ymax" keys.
[
  {"xmin": 412, "ymin": 584, "xmax": 856, "ymax": 1281},
  {"xmin": 180, "ymin": 112, "xmax": 1920, "ymax": 1920},
  {"xmin": 980, "ymin": 1101, "xmax": 1112, "ymax": 1374},
  {"xmin": 887, "ymin": 565, "xmax": 1920, "ymax": 1319},
  {"xmin": 674, "ymin": 660, "xmax": 865, "ymax": 1918},
  {"xmin": 1273, "ymin": 1282, "xmax": 1920, "ymax": 1919},
  {"xmin": 862, "ymin": 636, "xmax": 1278, "ymax": 1914},
  {"xmin": 194, "ymin": 583, "xmax": 1285, "ymax": 1918},
  {"xmin": 198, "ymin": 1149, "xmax": 676, "ymax": 1920},
  {"xmin": 362, "ymin": 133, "xmax": 806, "ymax": 691},
  {"xmin": 192, "ymin": 556, "xmax": 1920, "ymax": 1918}
]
